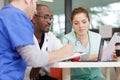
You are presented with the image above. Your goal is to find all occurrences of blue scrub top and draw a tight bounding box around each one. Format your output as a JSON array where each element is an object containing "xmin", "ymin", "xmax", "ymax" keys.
[{"xmin": 0, "ymin": 4, "xmax": 34, "ymax": 80}]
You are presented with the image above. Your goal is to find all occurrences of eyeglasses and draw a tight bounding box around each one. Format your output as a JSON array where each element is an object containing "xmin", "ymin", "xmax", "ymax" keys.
[{"xmin": 35, "ymin": 14, "xmax": 54, "ymax": 22}]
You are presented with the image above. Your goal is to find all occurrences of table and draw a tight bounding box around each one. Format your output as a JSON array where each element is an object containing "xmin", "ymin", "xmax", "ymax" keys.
[{"xmin": 52, "ymin": 62, "xmax": 120, "ymax": 80}]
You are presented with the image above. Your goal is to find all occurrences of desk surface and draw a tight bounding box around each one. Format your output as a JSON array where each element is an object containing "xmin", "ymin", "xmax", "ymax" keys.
[{"xmin": 52, "ymin": 62, "xmax": 120, "ymax": 68}]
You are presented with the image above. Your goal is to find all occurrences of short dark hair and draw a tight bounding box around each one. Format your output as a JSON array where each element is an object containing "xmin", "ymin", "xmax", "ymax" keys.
[
  {"xmin": 36, "ymin": 4, "xmax": 49, "ymax": 14},
  {"xmin": 37, "ymin": 4, "xmax": 49, "ymax": 8}
]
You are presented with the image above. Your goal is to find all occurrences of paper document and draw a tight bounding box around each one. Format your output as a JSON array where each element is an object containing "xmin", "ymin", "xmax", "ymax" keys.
[
  {"xmin": 58, "ymin": 52, "xmax": 86, "ymax": 62},
  {"xmin": 102, "ymin": 32, "xmax": 120, "ymax": 61}
]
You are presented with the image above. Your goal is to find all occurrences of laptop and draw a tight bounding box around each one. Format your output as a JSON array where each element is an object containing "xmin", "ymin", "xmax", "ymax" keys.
[
  {"xmin": 60, "ymin": 38, "xmax": 104, "ymax": 62},
  {"xmin": 79, "ymin": 38, "xmax": 104, "ymax": 62},
  {"xmin": 97, "ymin": 38, "xmax": 104, "ymax": 61}
]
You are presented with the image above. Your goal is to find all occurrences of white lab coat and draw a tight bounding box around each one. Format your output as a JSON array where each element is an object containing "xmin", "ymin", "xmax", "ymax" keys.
[
  {"xmin": 24, "ymin": 32, "xmax": 63, "ymax": 80},
  {"xmin": 41, "ymin": 32, "xmax": 63, "ymax": 52}
]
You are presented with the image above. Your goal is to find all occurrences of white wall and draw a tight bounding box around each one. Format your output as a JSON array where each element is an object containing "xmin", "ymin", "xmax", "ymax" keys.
[{"xmin": 0, "ymin": 0, "xmax": 4, "ymax": 9}]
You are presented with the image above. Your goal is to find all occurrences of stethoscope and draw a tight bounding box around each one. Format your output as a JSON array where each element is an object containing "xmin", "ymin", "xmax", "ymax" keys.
[
  {"xmin": 64, "ymin": 31, "xmax": 91, "ymax": 54},
  {"xmin": 75, "ymin": 31, "xmax": 91, "ymax": 54}
]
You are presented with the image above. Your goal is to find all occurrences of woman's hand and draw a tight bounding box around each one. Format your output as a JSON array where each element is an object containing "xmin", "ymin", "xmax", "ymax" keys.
[
  {"xmin": 89, "ymin": 54, "xmax": 98, "ymax": 60},
  {"xmin": 112, "ymin": 51, "xmax": 117, "ymax": 60}
]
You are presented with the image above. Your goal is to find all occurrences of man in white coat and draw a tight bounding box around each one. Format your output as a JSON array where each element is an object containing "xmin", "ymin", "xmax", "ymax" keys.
[{"xmin": 24, "ymin": 4, "xmax": 63, "ymax": 80}]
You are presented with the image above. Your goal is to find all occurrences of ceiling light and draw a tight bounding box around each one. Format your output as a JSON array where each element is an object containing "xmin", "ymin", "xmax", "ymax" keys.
[{"xmin": 41, "ymin": 0, "xmax": 54, "ymax": 2}]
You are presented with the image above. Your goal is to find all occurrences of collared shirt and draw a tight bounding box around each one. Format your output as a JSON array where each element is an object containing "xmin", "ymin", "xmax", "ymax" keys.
[
  {"xmin": 0, "ymin": 4, "xmax": 34, "ymax": 80},
  {"xmin": 41, "ymin": 32, "xmax": 63, "ymax": 52}
]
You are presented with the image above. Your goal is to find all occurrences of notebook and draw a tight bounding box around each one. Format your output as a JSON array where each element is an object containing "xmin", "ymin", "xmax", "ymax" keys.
[{"xmin": 58, "ymin": 52, "xmax": 87, "ymax": 62}]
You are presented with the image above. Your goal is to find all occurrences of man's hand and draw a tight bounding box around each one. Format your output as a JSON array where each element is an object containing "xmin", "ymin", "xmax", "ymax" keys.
[{"xmin": 48, "ymin": 43, "xmax": 74, "ymax": 64}]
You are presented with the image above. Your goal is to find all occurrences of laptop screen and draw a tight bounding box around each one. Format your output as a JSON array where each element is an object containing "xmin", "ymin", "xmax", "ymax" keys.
[{"xmin": 97, "ymin": 38, "xmax": 104, "ymax": 61}]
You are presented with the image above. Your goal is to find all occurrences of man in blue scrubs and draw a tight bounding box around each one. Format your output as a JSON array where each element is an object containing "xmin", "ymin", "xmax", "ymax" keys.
[{"xmin": 0, "ymin": 0, "xmax": 74, "ymax": 80}]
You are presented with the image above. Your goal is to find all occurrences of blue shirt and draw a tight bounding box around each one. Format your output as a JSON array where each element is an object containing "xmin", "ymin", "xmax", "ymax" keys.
[
  {"xmin": 62, "ymin": 31, "xmax": 105, "ymax": 80},
  {"xmin": 0, "ymin": 4, "xmax": 34, "ymax": 80}
]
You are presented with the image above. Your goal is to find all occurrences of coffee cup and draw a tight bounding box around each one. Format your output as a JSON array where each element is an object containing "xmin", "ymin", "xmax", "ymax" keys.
[{"xmin": 115, "ymin": 43, "xmax": 120, "ymax": 61}]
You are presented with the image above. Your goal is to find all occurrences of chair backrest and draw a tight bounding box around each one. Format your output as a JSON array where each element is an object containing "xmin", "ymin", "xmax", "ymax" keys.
[{"xmin": 99, "ymin": 25, "xmax": 112, "ymax": 38}]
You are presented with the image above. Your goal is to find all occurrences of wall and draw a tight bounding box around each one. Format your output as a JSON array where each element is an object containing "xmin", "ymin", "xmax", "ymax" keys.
[{"xmin": 0, "ymin": 0, "xmax": 4, "ymax": 9}]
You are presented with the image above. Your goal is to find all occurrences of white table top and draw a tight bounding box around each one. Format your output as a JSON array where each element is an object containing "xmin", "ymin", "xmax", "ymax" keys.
[{"xmin": 52, "ymin": 62, "xmax": 120, "ymax": 68}]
